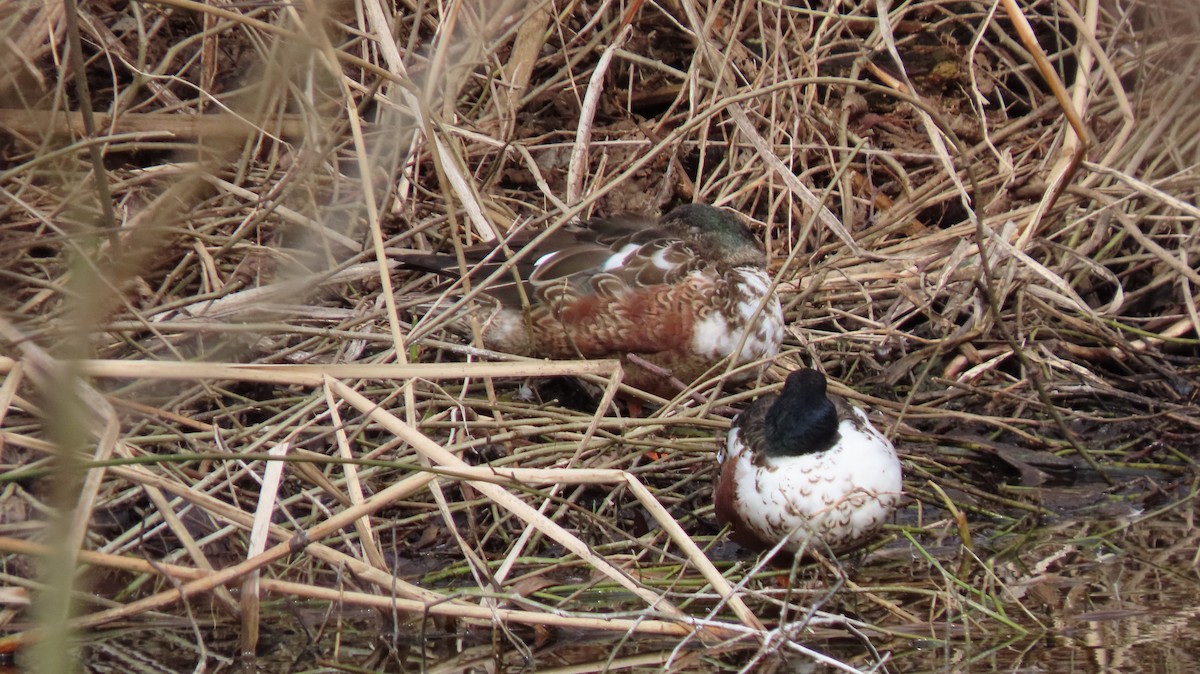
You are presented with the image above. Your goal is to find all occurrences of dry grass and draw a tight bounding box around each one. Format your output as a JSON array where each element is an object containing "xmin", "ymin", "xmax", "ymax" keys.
[{"xmin": 1, "ymin": 0, "xmax": 1198, "ymax": 670}]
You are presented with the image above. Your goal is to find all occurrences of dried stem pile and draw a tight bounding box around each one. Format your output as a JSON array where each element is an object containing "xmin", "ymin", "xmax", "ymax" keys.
[{"xmin": 0, "ymin": 0, "xmax": 1197, "ymax": 670}]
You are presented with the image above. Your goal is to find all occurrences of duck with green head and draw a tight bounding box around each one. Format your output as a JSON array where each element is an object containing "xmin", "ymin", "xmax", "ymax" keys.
[
  {"xmin": 399, "ymin": 204, "xmax": 785, "ymax": 397},
  {"xmin": 715, "ymin": 368, "xmax": 903, "ymax": 556}
]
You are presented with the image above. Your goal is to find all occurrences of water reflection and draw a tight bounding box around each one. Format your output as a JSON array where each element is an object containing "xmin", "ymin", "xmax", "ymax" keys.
[{"xmin": 50, "ymin": 498, "xmax": 1200, "ymax": 673}]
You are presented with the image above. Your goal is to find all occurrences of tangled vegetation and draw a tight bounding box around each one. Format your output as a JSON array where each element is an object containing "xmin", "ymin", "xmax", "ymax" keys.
[{"xmin": 1, "ymin": 0, "xmax": 1197, "ymax": 671}]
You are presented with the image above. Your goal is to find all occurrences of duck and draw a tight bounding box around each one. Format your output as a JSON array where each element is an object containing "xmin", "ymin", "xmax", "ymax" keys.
[
  {"xmin": 398, "ymin": 204, "xmax": 785, "ymax": 397},
  {"xmin": 714, "ymin": 368, "xmax": 903, "ymax": 556}
]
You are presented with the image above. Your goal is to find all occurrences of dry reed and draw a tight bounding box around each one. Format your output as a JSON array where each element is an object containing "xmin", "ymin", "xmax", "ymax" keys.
[{"xmin": 1, "ymin": 0, "xmax": 1198, "ymax": 671}]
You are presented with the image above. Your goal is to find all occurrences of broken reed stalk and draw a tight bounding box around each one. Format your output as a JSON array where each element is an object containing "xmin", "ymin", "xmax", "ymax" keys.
[
  {"xmin": 0, "ymin": 354, "xmax": 766, "ymax": 646},
  {"xmin": 2, "ymin": 0, "xmax": 1199, "ymax": 669}
]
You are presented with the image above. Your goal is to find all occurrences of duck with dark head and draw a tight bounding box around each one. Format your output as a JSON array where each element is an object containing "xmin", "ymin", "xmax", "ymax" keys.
[
  {"xmin": 714, "ymin": 368, "xmax": 903, "ymax": 558},
  {"xmin": 397, "ymin": 204, "xmax": 784, "ymax": 398}
]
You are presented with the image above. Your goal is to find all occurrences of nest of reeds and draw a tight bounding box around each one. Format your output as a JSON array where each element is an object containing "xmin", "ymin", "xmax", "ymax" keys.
[{"xmin": 1, "ymin": 0, "xmax": 1198, "ymax": 670}]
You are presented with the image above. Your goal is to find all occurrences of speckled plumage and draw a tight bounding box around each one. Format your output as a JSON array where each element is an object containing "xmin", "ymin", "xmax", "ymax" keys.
[
  {"xmin": 400, "ymin": 204, "xmax": 784, "ymax": 397},
  {"xmin": 714, "ymin": 369, "xmax": 902, "ymax": 556}
]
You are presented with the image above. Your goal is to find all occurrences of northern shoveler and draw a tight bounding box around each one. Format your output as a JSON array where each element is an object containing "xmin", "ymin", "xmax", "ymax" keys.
[
  {"xmin": 399, "ymin": 204, "xmax": 784, "ymax": 397},
  {"xmin": 714, "ymin": 368, "xmax": 902, "ymax": 556}
]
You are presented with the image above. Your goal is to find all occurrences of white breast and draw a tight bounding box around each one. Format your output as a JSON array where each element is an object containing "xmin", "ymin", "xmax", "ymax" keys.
[
  {"xmin": 725, "ymin": 408, "xmax": 902, "ymax": 553},
  {"xmin": 690, "ymin": 268, "xmax": 784, "ymax": 365}
]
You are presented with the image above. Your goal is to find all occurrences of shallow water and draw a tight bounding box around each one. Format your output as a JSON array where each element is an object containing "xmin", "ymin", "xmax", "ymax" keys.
[{"xmin": 51, "ymin": 505, "xmax": 1198, "ymax": 674}]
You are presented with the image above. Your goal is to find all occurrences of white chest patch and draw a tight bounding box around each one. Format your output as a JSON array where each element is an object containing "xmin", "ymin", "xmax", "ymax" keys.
[
  {"xmin": 723, "ymin": 408, "xmax": 902, "ymax": 553},
  {"xmin": 690, "ymin": 268, "xmax": 784, "ymax": 365}
]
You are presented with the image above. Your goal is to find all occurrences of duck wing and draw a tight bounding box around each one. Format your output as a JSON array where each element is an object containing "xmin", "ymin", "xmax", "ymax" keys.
[{"xmin": 398, "ymin": 214, "xmax": 710, "ymax": 309}]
